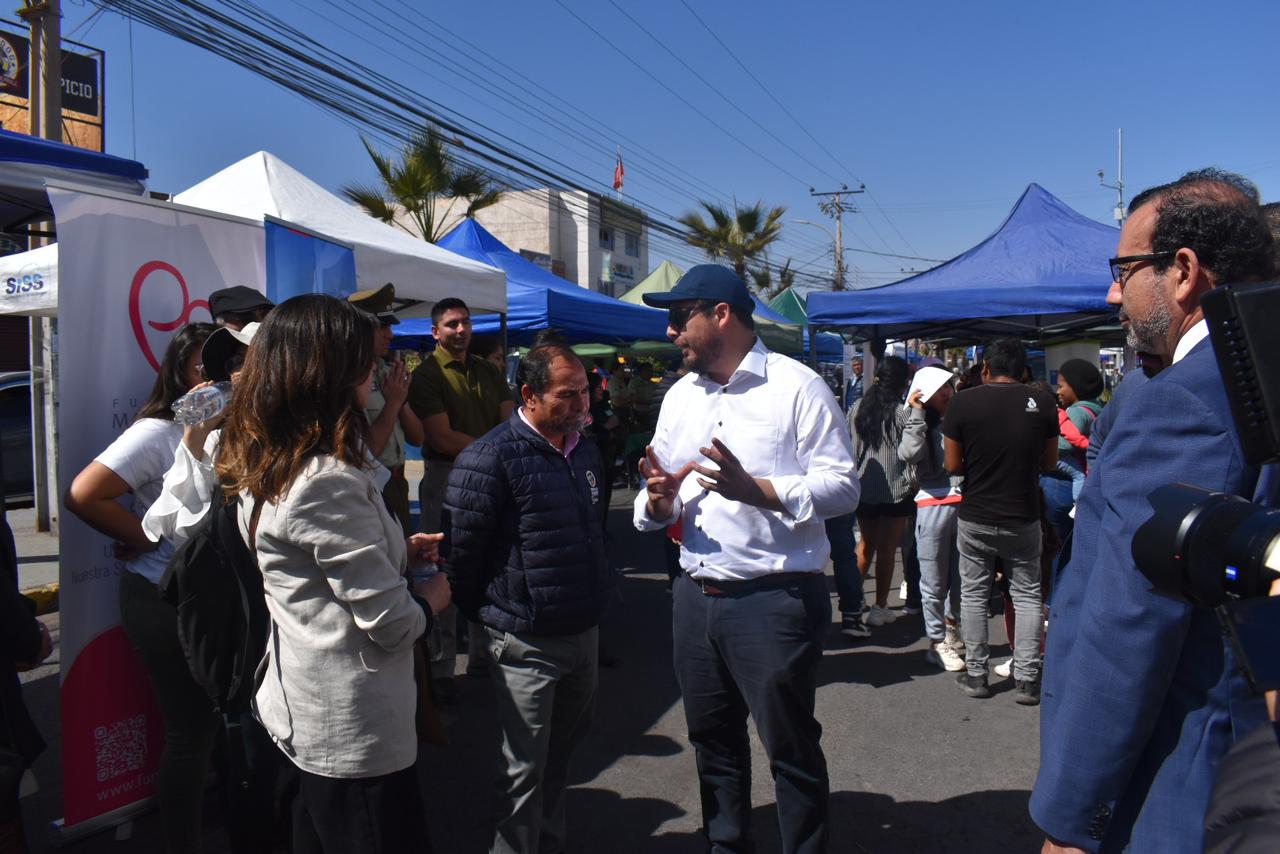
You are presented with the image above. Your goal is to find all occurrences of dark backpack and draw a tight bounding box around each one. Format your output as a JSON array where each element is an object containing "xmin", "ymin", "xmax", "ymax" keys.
[{"xmin": 159, "ymin": 488, "xmax": 267, "ymax": 714}]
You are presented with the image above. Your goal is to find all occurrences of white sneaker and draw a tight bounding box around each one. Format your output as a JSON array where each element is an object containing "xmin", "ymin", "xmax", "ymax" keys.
[
  {"xmin": 864, "ymin": 605, "xmax": 898, "ymax": 626},
  {"xmin": 927, "ymin": 640, "xmax": 966, "ymax": 672},
  {"xmin": 994, "ymin": 659, "xmax": 1012, "ymax": 679}
]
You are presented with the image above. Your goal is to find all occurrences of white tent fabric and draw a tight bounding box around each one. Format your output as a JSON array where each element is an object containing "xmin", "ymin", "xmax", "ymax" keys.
[
  {"xmin": 0, "ymin": 242, "xmax": 57, "ymax": 316},
  {"xmin": 174, "ymin": 151, "xmax": 506, "ymax": 313}
]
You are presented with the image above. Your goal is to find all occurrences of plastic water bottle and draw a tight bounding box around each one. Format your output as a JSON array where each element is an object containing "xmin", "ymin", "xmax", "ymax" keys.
[
  {"xmin": 409, "ymin": 562, "xmax": 440, "ymax": 583},
  {"xmin": 171, "ymin": 382, "xmax": 233, "ymax": 426}
]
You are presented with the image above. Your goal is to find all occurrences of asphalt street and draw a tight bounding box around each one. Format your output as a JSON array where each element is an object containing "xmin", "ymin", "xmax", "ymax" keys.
[{"xmin": 11, "ymin": 486, "xmax": 1042, "ymax": 853}]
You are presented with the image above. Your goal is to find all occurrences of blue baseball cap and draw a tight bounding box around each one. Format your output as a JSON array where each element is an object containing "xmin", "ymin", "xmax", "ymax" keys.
[{"xmin": 642, "ymin": 264, "xmax": 755, "ymax": 313}]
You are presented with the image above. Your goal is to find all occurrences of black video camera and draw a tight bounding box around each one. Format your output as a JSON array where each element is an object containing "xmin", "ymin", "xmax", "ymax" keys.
[{"xmin": 1131, "ymin": 281, "xmax": 1280, "ymax": 692}]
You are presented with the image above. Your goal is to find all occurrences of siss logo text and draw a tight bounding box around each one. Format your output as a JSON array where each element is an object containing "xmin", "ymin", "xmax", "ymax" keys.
[{"xmin": 4, "ymin": 273, "xmax": 43, "ymax": 294}]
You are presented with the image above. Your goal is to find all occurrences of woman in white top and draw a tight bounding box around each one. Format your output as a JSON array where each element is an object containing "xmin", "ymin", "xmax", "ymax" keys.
[
  {"xmin": 213, "ymin": 294, "xmax": 449, "ymax": 854},
  {"xmin": 65, "ymin": 322, "xmax": 218, "ymax": 854}
]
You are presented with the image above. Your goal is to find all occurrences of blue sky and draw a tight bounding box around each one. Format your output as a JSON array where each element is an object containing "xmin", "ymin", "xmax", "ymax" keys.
[{"xmin": 53, "ymin": 0, "xmax": 1280, "ymax": 289}]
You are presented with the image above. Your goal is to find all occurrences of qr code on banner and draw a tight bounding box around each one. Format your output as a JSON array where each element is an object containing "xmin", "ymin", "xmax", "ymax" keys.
[{"xmin": 94, "ymin": 715, "xmax": 148, "ymax": 783}]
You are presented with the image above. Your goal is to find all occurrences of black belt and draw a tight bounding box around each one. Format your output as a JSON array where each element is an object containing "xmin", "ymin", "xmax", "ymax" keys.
[{"xmin": 689, "ymin": 571, "xmax": 822, "ymax": 597}]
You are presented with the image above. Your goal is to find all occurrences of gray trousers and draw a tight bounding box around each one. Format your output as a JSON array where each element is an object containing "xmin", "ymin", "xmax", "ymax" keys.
[
  {"xmin": 915, "ymin": 503, "xmax": 961, "ymax": 642},
  {"xmin": 956, "ymin": 518, "xmax": 1042, "ymax": 681},
  {"xmin": 420, "ymin": 460, "xmax": 483, "ymax": 678},
  {"xmin": 485, "ymin": 626, "xmax": 598, "ymax": 854}
]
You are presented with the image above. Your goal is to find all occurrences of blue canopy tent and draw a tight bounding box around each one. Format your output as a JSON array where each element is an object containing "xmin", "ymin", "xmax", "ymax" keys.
[
  {"xmin": 395, "ymin": 218, "xmax": 669, "ymax": 346},
  {"xmin": 807, "ymin": 184, "xmax": 1120, "ymax": 341},
  {"xmin": 0, "ymin": 127, "xmax": 148, "ymax": 238}
]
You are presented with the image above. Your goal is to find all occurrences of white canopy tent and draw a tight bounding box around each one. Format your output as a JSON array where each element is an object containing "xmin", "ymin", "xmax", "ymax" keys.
[{"xmin": 174, "ymin": 151, "xmax": 506, "ymax": 314}]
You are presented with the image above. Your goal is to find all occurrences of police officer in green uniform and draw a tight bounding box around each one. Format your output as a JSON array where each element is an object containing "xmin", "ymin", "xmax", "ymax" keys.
[{"xmin": 348, "ymin": 283, "xmax": 424, "ymax": 537}]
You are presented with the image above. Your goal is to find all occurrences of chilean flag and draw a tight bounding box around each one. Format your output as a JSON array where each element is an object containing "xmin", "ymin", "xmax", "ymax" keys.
[{"xmin": 612, "ymin": 150, "xmax": 624, "ymax": 191}]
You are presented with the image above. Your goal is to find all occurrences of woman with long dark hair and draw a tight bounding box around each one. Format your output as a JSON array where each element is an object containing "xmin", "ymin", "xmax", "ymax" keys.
[
  {"xmin": 848, "ymin": 355, "xmax": 913, "ymax": 627},
  {"xmin": 215, "ymin": 295, "xmax": 449, "ymax": 853},
  {"xmin": 65, "ymin": 322, "xmax": 218, "ymax": 854}
]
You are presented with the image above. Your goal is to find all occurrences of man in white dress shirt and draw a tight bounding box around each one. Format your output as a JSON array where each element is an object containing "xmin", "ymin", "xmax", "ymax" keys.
[{"xmin": 635, "ymin": 265, "xmax": 860, "ymax": 854}]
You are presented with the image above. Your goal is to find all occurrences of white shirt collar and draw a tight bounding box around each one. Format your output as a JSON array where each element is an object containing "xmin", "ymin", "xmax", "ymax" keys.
[
  {"xmin": 1172, "ymin": 319, "xmax": 1210, "ymax": 365},
  {"xmin": 692, "ymin": 338, "xmax": 768, "ymax": 388}
]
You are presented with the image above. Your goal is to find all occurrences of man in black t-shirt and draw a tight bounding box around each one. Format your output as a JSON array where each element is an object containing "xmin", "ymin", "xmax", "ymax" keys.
[{"xmin": 942, "ymin": 339, "xmax": 1058, "ymax": 704}]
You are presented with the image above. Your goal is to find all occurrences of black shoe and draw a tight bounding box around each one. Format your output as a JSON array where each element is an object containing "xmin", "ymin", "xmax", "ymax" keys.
[
  {"xmin": 840, "ymin": 613, "xmax": 871, "ymax": 640},
  {"xmin": 956, "ymin": 672, "xmax": 992, "ymax": 698},
  {"xmin": 1015, "ymin": 679, "xmax": 1041, "ymax": 706}
]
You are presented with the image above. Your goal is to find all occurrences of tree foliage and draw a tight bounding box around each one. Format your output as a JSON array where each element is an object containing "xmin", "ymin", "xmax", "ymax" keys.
[
  {"xmin": 678, "ymin": 200, "xmax": 786, "ymax": 278},
  {"xmin": 747, "ymin": 257, "xmax": 796, "ymax": 299},
  {"xmin": 342, "ymin": 125, "xmax": 503, "ymax": 243}
]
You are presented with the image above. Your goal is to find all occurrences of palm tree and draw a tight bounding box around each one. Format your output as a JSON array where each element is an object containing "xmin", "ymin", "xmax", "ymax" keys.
[
  {"xmin": 678, "ymin": 200, "xmax": 786, "ymax": 278},
  {"xmin": 747, "ymin": 258, "xmax": 796, "ymax": 300},
  {"xmin": 342, "ymin": 124, "xmax": 503, "ymax": 243}
]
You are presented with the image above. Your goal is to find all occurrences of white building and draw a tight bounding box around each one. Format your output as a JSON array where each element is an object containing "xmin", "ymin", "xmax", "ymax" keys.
[{"xmin": 435, "ymin": 188, "xmax": 649, "ymax": 297}]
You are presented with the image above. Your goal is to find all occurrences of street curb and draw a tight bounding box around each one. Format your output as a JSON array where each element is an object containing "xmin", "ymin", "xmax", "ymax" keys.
[{"xmin": 22, "ymin": 582, "xmax": 59, "ymax": 616}]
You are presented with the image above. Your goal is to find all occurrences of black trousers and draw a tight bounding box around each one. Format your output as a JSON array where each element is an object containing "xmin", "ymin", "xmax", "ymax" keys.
[
  {"xmin": 672, "ymin": 572, "xmax": 831, "ymax": 854},
  {"xmin": 292, "ymin": 763, "xmax": 432, "ymax": 854}
]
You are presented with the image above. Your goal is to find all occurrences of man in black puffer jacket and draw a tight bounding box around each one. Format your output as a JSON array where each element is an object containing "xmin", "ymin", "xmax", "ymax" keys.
[{"xmin": 443, "ymin": 342, "xmax": 613, "ymax": 854}]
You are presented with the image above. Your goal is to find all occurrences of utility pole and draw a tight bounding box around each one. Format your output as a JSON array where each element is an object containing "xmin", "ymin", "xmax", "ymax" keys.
[
  {"xmin": 18, "ymin": 0, "xmax": 61, "ymax": 532},
  {"xmin": 809, "ymin": 183, "xmax": 864, "ymax": 291},
  {"xmin": 1098, "ymin": 127, "xmax": 1125, "ymax": 225}
]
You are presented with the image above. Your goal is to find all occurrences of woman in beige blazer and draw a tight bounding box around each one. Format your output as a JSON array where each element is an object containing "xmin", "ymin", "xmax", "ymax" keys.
[{"xmin": 216, "ymin": 294, "xmax": 450, "ymax": 853}]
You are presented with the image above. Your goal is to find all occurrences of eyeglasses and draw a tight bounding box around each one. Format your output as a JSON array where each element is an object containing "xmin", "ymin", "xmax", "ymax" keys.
[
  {"xmin": 667, "ymin": 301, "xmax": 711, "ymax": 333},
  {"xmin": 1108, "ymin": 251, "xmax": 1176, "ymax": 286}
]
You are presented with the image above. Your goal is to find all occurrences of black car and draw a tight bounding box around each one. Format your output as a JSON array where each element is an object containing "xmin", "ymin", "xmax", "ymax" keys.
[{"xmin": 0, "ymin": 371, "xmax": 33, "ymax": 509}]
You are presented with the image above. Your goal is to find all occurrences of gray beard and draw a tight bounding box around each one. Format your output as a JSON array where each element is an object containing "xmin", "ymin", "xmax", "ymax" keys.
[{"xmin": 1125, "ymin": 289, "xmax": 1173, "ymax": 355}]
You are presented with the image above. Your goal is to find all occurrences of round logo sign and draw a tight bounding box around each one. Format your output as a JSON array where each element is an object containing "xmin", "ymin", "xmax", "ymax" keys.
[{"xmin": 0, "ymin": 37, "xmax": 19, "ymax": 92}]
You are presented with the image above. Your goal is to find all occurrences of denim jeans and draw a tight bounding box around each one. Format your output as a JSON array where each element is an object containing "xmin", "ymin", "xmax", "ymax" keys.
[
  {"xmin": 486, "ymin": 626, "xmax": 598, "ymax": 854},
  {"xmin": 825, "ymin": 513, "xmax": 864, "ymax": 616},
  {"xmin": 673, "ymin": 572, "xmax": 831, "ymax": 854},
  {"xmin": 915, "ymin": 504, "xmax": 961, "ymax": 642},
  {"xmin": 956, "ymin": 518, "xmax": 1043, "ymax": 681},
  {"xmin": 1039, "ymin": 474, "xmax": 1075, "ymax": 544},
  {"xmin": 1056, "ymin": 457, "xmax": 1086, "ymax": 501}
]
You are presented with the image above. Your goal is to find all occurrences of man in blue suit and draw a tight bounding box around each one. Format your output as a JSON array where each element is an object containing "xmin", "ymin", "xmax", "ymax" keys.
[{"xmin": 1032, "ymin": 169, "xmax": 1276, "ymax": 853}]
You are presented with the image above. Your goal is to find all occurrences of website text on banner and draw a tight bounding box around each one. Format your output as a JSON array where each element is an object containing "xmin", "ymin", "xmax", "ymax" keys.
[{"xmin": 49, "ymin": 185, "xmax": 265, "ymax": 827}]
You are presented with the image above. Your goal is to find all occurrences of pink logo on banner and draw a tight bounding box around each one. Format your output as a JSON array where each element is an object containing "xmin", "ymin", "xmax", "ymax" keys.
[
  {"xmin": 128, "ymin": 260, "xmax": 210, "ymax": 372},
  {"xmin": 60, "ymin": 626, "xmax": 165, "ymax": 825}
]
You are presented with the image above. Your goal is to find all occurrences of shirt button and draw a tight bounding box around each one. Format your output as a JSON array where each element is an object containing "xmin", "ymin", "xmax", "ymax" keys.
[{"xmin": 717, "ymin": 421, "xmax": 722, "ymax": 426}]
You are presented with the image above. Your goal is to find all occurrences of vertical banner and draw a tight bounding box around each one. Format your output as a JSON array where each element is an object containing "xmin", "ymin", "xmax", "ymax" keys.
[
  {"xmin": 48, "ymin": 185, "xmax": 265, "ymax": 828},
  {"xmin": 264, "ymin": 217, "xmax": 356, "ymax": 303}
]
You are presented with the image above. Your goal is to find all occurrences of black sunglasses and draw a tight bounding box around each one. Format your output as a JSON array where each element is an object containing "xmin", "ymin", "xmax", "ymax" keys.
[
  {"xmin": 1108, "ymin": 251, "xmax": 1176, "ymax": 285},
  {"xmin": 667, "ymin": 301, "xmax": 713, "ymax": 332}
]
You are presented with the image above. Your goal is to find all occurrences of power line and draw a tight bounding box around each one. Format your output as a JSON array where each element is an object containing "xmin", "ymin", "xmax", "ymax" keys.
[
  {"xmin": 604, "ymin": 0, "xmax": 843, "ymax": 186},
  {"xmin": 550, "ymin": 0, "xmax": 812, "ymax": 188},
  {"xmin": 96, "ymin": 0, "xmax": 839, "ymax": 287},
  {"xmin": 675, "ymin": 0, "xmax": 921, "ymax": 257}
]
